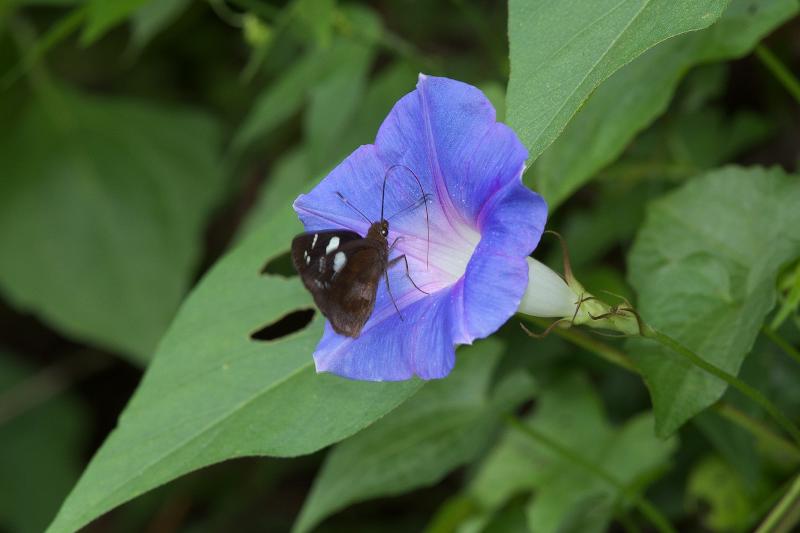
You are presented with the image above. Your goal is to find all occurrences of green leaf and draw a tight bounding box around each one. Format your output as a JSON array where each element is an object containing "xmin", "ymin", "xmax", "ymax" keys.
[
  {"xmin": 290, "ymin": 0, "xmax": 336, "ymax": 49},
  {"xmin": 232, "ymin": 6, "xmax": 381, "ymax": 155},
  {"xmin": 294, "ymin": 339, "xmax": 535, "ymax": 533},
  {"xmin": 507, "ymin": 0, "xmax": 729, "ymax": 163},
  {"xmin": 468, "ymin": 374, "xmax": 676, "ymax": 533},
  {"xmin": 0, "ymin": 351, "xmax": 88, "ymax": 533},
  {"xmin": 601, "ymin": 108, "xmax": 772, "ymax": 184},
  {"xmin": 303, "ymin": 40, "xmax": 375, "ymax": 173},
  {"xmin": 82, "ymin": 0, "xmax": 151, "ymax": 44},
  {"xmin": 6, "ymin": 0, "xmax": 81, "ymax": 5},
  {"xmin": 129, "ymin": 0, "xmax": 191, "ymax": 50},
  {"xmin": 0, "ymin": 88, "xmax": 224, "ymax": 364},
  {"xmin": 531, "ymin": 0, "xmax": 797, "ymax": 208},
  {"xmin": 46, "ymin": 199, "xmax": 422, "ymax": 533},
  {"xmin": 628, "ymin": 166, "xmax": 800, "ymax": 436},
  {"xmin": 318, "ymin": 61, "xmax": 417, "ymax": 169},
  {"xmin": 687, "ymin": 456, "xmax": 755, "ymax": 531},
  {"xmin": 305, "ymin": 60, "xmax": 416, "ymax": 173},
  {"xmin": 240, "ymin": 148, "xmax": 313, "ymax": 240}
]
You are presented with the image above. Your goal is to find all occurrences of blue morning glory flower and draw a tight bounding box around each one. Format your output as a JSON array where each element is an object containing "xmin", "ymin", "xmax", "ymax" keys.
[{"xmin": 294, "ymin": 74, "xmax": 548, "ymax": 381}]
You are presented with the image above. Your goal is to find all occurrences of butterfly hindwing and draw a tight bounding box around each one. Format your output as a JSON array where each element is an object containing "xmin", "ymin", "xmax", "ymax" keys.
[
  {"xmin": 318, "ymin": 241, "xmax": 387, "ymax": 336},
  {"xmin": 291, "ymin": 230, "xmax": 388, "ymax": 337}
]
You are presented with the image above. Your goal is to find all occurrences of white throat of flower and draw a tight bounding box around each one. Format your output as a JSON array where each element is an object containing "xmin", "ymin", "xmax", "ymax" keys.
[{"xmin": 399, "ymin": 218, "xmax": 481, "ymax": 292}]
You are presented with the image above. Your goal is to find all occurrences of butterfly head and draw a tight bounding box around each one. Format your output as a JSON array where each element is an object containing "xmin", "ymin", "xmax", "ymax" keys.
[{"xmin": 366, "ymin": 219, "xmax": 390, "ymax": 242}]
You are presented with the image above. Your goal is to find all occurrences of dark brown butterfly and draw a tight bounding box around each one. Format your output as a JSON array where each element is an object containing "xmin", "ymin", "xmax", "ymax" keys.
[{"xmin": 291, "ymin": 166, "xmax": 430, "ymax": 338}]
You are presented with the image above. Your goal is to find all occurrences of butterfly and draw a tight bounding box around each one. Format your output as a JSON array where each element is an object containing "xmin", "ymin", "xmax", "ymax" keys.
[{"xmin": 291, "ymin": 165, "xmax": 430, "ymax": 338}]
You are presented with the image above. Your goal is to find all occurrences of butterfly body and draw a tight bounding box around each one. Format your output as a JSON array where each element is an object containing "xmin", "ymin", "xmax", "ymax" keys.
[{"xmin": 291, "ymin": 221, "xmax": 390, "ymax": 338}]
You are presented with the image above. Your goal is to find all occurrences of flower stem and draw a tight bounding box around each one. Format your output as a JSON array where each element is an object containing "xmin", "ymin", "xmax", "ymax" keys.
[
  {"xmin": 762, "ymin": 327, "xmax": 800, "ymax": 367},
  {"xmin": 755, "ymin": 474, "xmax": 800, "ymax": 533},
  {"xmin": 506, "ymin": 415, "xmax": 677, "ymax": 533},
  {"xmin": 755, "ymin": 44, "xmax": 800, "ymax": 105},
  {"xmin": 520, "ymin": 316, "xmax": 637, "ymax": 372},
  {"xmin": 642, "ymin": 325, "xmax": 800, "ymax": 447}
]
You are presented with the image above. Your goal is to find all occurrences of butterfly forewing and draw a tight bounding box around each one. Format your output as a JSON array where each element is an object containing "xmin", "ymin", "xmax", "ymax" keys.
[{"xmin": 291, "ymin": 229, "xmax": 388, "ymax": 337}]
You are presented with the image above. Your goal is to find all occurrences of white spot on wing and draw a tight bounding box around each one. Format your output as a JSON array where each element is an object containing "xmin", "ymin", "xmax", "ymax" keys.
[
  {"xmin": 326, "ymin": 236, "xmax": 340, "ymax": 254},
  {"xmin": 333, "ymin": 251, "xmax": 347, "ymax": 273},
  {"xmin": 311, "ymin": 234, "xmax": 318, "ymax": 249},
  {"xmin": 305, "ymin": 255, "xmax": 310, "ymax": 265}
]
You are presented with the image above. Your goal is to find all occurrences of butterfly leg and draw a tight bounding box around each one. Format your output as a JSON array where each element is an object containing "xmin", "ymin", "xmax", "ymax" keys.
[
  {"xmin": 384, "ymin": 270, "xmax": 404, "ymax": 321},
  {"xmin": 388, "ymin": 254, "xmax": 429, "ymax": 295}
]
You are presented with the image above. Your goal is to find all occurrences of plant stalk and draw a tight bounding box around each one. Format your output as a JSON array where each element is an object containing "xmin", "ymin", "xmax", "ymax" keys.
[
  {"xmin": 518, "ymin": 315, "xmax": 800, "ymax": 458},
  {"xmin": 755, "ymin": 44, "xmax": 800, "ymax": 105},
  {"xmin": 762, "ymin": 327, "xmax": 800, "ymax": 367},
  {"xmin": 642, "ymin": 326, "xmax": 800, "ymax": 447},
  {"xmin": 756, "ymin": 474, "xmax": 800, "ymax": 533}
]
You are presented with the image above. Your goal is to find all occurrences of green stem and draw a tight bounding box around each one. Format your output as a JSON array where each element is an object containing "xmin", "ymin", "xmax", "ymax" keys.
[
  {"xmin": 506, "ymin": 416, "xmax": 676, "ymax": 533},
  {"xmin": 1, "ymin": 6, "xmax": 87, "ymax": 90},
  {"xmin": 519, "ymin": 316, "xmax": 800, "ymax": 458},
  {"xmin": 763, "ymin": 327, "xmax": 800, "ymax": 367},
  {"xmin": 520, "ymin": 316, "xmax": 637, "ymax": 372},
  {"xmin": 756, "ymin": 474, "xmax": 800, "ymax": 533},
  {"xmin": 0, "ymin": 352, "xmax": 110, "ymax": 426},
  {"xmin": 643, "ymin": 326, "xmax": 800, "ymax": 447},
  {"xmin": 755, "ymin": 44, "xmax": 800, "ymax": 105},
  {"xmin": 714, "ymin": 403, "xmax": 800, "ymax": 463}
]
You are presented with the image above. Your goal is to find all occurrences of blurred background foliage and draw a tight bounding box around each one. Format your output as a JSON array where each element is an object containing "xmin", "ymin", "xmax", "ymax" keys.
[{"xmin": 0, "ymin": 0, "xmax": 799, "ymax": 532}]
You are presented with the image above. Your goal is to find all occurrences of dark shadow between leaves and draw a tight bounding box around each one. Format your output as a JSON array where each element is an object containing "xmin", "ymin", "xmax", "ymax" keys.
[
  {"xmin": 261, "ymin": 251, "xmax": 296, "ymax": 277},
  {"xmin": 250, "ymin": 309, "xmax": 315, "ymax": 341}
]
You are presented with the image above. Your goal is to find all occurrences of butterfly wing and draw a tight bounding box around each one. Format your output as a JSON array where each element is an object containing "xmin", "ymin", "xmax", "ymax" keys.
[
  {"xmin": 291, "ymin": 230, "xmax": 361, "ymax": 280},
  {"xmin": 291, "ymin": 230, "xmax": 387, "ymax": 337}
]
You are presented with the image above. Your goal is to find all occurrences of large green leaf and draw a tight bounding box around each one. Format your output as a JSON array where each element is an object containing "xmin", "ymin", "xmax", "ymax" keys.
[
  {"xmin": 45, "ymin": 199, "xmax": 422, "ymax": 533},
  {"xmin": 466, "ymin": 374, "xmax": 675, "ymax": 533},
  {"xmin": 627, "ymin": 166, "xmax": 800, "ymax": 436},
  {"xmin": 294, "ymin": 339, "xmax": 535, "ymax": 533},
  {"xmin": 0, "ymin": 88, "xmax": 224, "ymax": 364},
  {"xmin": 507, "ymin": 0, "xmax": 728, "ymax": 163},
  {"xmin": 0, "ymin": 351, "xmax": 87, "ymax": 533},
  {"xmin": 531, "ymin": 0, "xmax": 797, "ymax": 208}
]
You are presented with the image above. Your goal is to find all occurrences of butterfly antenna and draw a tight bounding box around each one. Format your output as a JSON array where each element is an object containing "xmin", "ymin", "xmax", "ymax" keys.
[
  {"xmin": 384, "ymin": 164, "xmax": 430, "ymax": 270},
  {"xmin": 386, "ymin": 193, "xmax": 433, "ymax": 221},
  {"xmin": 335, "ymin": 191, "xmax": 372, "ymax": 224}
]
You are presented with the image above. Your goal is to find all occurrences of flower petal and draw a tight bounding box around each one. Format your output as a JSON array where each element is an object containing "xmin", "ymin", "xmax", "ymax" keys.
[
  {"xmin": 376, "ymin": 75, "xmax": 529, "ymax": 225},
  {"xmin": 460, "ymin": 180, "xmax": 547, "ymax": 339},
  {"xmin": 294, "ymin": 74, "xmax": 548, "ymax": 381},
  {"xmin": 314, "ymin": 285, "xmax": 457, "ymax": 381}
]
